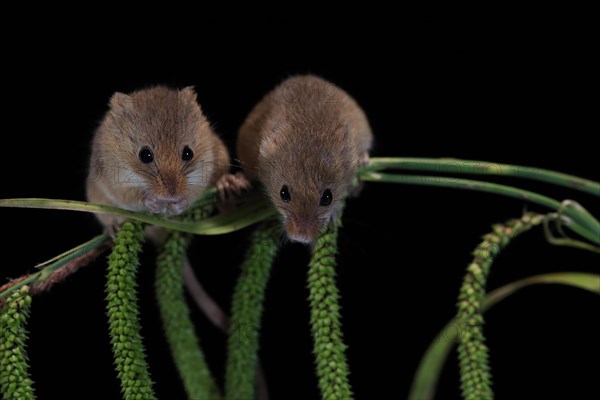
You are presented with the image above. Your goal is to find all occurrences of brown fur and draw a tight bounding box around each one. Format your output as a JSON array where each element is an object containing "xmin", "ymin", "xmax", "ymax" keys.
[
  {"xmin": 87, "ymin": 86, "xmax": 229, "ymax": 228},
  {"xmin": 237, "ymin": 75, "xmax": 373, "ymax": 243},
  {"xmin": 84, "ymin": 87, "xmax": 252, "ymax": 389}
]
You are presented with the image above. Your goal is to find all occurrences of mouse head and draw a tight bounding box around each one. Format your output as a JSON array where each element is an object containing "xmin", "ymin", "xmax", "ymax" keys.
[
  {"xmin": 257, "ymin": 123, "xmax": 358, "ymax": 244},
  {"xmin": 100, "ymin": 86, "xmax": 218, "ymax": 215}
]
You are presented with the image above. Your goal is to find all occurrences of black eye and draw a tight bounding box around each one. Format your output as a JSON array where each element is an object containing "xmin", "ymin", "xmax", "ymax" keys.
[
  {"xmin": 182, "ymin": 145, "xmax": 194, "ymax": 161},
  {"xmin": 139, "ymin": 147, "xmax": 154, "ymax": 164},
  {"xmin": 320, "ymin": 189, "xmax": 333, "ymax": 206},
  {"xmin": 280, "ymin": 185, "xmax": 291, "ymax": 203}
]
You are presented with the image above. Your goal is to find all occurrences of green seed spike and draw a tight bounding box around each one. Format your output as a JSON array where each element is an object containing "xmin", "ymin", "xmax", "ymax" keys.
[
  {"xmin": 457, "ymin": 213, "xmax": 544, "ymax": 400},
  {"xmin": 225, "ymin": 220, "xmax": 280, "ymax": 400},
  {"xmin": 156, "ymin": 202, "xmax": 221, "ymax": 399},
  {"xmin": 105, "ymin": 221, "xmax": 156, "ymax": 400},
  {"xmin": 0, "ymin": 285, "xmax": 35, "ymax": 400},
  {"xmin": 308, "ymin": 211, "xmax": 353, "ymax": 400}
]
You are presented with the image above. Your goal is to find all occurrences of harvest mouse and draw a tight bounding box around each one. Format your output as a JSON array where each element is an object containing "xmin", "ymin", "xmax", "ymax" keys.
[
  {"xmin": 236, "ymin": 75, "xmax": 373, "ymax": 244},
  {"xmin": 86, "ymin": 86, "xmax": 232, "ymax": 333},
  {"xmin": 86, "ymin": 85, "xmax": 269, "ymax": 397},
  {"xmin": 86, "ymin": 85, "xmax": 230, "ymax": 229}
]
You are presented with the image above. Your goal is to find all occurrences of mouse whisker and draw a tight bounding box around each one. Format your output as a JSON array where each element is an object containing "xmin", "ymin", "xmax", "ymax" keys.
[
  {"xmin": 186, "ymin": 169, "xmax": 212, "ymax": 187},
  {"xmin": 186, "ymin": 185, "xmax": 206, "ymax": 200},
  {"xmin": 131, "ymin": 168, "xmax": 156, "ymax": 180}
]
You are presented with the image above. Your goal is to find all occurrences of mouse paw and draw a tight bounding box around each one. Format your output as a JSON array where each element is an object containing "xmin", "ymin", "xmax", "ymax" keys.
[
  {"xmin": 351, "ymin": 152, "xmax": 370, "ymax": 197},
  {"xmin": 105, "ymin": 223, "xmax": 119, "ymax": 239},
  {"xmin": 358, "ymin": 151, "xmax": 370, "ymax": 168},
  {"xmin": 216, "ymin": 172, "xmax": 251, "ymax": 201}
]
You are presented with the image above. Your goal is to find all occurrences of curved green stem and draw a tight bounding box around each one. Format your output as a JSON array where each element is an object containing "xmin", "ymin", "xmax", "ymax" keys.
[
  {"xmin": 0, "ymin": 234, "xmax": 110, "ymax": 303},
  {"xmin": 106, "ymin": 221, "xmax": 156, "ymax": 400},
  {"xmin": 0, "ymin": 198, "xmax": 276, "ymax": 236},
  {"xmin": 457, "ymin": 213, "xmax": 544, "ymax": 400},
  {"xmin": 364, "ymin": 157, "xmax": 600, "ymax": 197},
  {"xmin": 308, "ymin": 214, "xmax": 353, "ymax": 400},
  {"xmin": 409, "ymin": 272, "xmax": 600, "ymax": 400},
  {"xmin": 0, "ymin": 285, "xmax": 35, "ymax": 400},
  {"xmin": 544, "ymin": 214, "xmax": 600, "ymax": 253},
  {"xmin": 225, "ymin": 220, "xmax": 280, "ymax": 400},
  {"xmin": 361, "ymin": 173, "xmax": 599, "ymax": 245}
]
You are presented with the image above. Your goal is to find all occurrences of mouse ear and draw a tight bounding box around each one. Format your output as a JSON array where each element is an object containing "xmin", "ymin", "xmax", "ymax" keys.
[
  {"xmin": 259, "ymin": 130, "xmax": 285, "ymax": 158},
  {"xmin": 180, "ymin": 86, "xmax": 198, "ymax": 102},
  {"xmin": 109, "ymin": 92, "xmax": 132, "ymax": 109}
]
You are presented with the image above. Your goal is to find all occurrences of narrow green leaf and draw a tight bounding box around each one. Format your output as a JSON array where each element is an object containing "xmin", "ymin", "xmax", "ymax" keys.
[
  {"xmin": 360, "ymin": 173, "xmax": 600, "ymax": 245},
  {"xmin": 363, "ymin": 157, "xmax": 600, "ymax": 197},
  {"xmin": 0, "ymin": 234, "xmax": 110, "ymax": 302},
  {"xmin": 409, "ymin": 272, "xmax": 600, "ymax": 400},
  {"xmin": 0, "ymin": 198, "xmax": 277, "ymax": 236}
]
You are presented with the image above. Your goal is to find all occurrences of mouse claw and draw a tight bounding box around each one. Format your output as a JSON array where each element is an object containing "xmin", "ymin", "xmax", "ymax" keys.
[
  {"xmin": 358, "ymin": 151, "xmax": 370, "ymax": 168},
  {"xmin": 105, "ymin": 224, "xmax": 118, "ymax": 240},
  {"xmin": 216, "ymin": 172, "xmax": 251, "ymax": 201},
  {"xmin": 351, "ymin": 151, "xmax": 370, "ymax": 197},
  {"xmin": 104, "ymin": 215, "xmax": 129, "ymax": 239}
]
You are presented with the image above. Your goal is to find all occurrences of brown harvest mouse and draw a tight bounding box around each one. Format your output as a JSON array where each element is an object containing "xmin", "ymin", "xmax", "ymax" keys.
[
  {"xmin": 86, "ymin": 85, "xmax": 269, "ymax": 398},
  {"xmin": 237, "ymin": 75, "xmax": 373, "ymax": 244},
  {"xmin": 86, "ymin": 85, "xmax": 233, "ymax": 329},
  {"xmin": 86, "ymin": 85, "xmax": 230, "ymax": 228}
]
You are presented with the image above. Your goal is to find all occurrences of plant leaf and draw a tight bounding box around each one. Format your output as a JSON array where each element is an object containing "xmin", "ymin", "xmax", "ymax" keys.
[
  {"xmin": 0, "ymin": 198, "xmax": 277, "ymax": 235},
  {"xmin": 363, "ymin": 157, "xmax": 600, "ymax": 197},
  {"xmin": 408, "ymin": 272, "xmax": 600, "ymax": 400},
  {"xmin": 360, "ymin": 173, "xmax": 600, "ymax": 245}
]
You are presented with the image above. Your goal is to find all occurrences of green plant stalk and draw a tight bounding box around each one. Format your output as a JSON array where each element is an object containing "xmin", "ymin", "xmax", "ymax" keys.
[
  {"xmin": 409, "ymin": 272, "xmax": 600, "ymax": 400},
  {"xmin": 457, "ymin": 213, "xmax": 544, "ymax": 400},
  {"xmin": 106, "ymin": 221, "xmax": 156, "ymax": 400},
  {"xmin": 308, "ymin": 214, "xmax": 353, "ymax": 400},
  {"xmin": 156, "ymin": 207, "xmax": 221, "ymax": 399},
  {"xmin": 364, "ymin": 157, "xmax": 600, "ymax": 197},
  {"xmin": 0, "ymin": 197, "xmax": 276, "ymax": 235},
  {"xmin": 0, "ymin": 234, "xmax": 111, "ymax": 302},
  {"xmin": 552, "ymin": 215, "xmax": 600, "ymax": 245},
  {"xmin": 0, "ymin": 285, "xmax": 35, "ymax": 400},
  {"xmin": 543, "ymin": 214, "xmax": 600, "ymax": 253},
  {"xmin": 361, "ymin": 173, "xmax": 600, "ymax": 245},
  {"xmin": 3, "ymin": 162, "xmax": 598, "ymax": 238},
  {"xmin": 0, "ymin": 188, "xmax": 216, "ymax": 302},
  {"xmin": 225, "ymin": 220, "xmax": 280, "ymax": 400}
]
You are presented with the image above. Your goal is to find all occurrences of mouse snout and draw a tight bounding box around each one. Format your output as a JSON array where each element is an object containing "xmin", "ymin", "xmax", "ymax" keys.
[
  {"xmin": 159, "ymin": 172, "xmax": 184, "ymax": 197},
  {"xmin": 143, "ymin": 194, "xmax": 189, "ymax": 215},
  {"xmin": 285, "ymin": 214, "xmax": 321, "ymax": 244}
]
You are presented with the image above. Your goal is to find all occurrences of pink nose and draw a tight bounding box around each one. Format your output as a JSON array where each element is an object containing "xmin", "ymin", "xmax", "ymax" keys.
[
  {"xmin": 143, "ymin": 195, "xmax": 188, "ymax": 215},
  {"xmin": 285, "ymin": 216, "xmax": 320, "ymax": 244}
]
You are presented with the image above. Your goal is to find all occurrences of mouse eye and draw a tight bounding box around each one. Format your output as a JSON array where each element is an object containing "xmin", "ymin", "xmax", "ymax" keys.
[
  {"xmin": 182, "ymin": 145, "xmax": 194, "ymax": 161},
  {"xmin": 320, "ymin": 189, "xmax": 333, "ymax": 206},
  {"xmin": 280, "ymin": 185, "xmax": 291, "ymax": 203},
  {"xmin": 139, "ymin": 147, "xmax": 154, "ymax": 164}
]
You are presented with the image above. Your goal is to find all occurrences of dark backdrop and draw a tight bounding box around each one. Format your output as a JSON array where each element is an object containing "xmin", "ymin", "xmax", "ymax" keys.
[{"xmin": 1, "ymin": 22, "xmax": 598, "ymax": 399}]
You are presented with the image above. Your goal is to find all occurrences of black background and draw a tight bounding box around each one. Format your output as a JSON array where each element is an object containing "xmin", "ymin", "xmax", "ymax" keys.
[{"xmin": 1, "ymin": 22, "xmax": 598, "ymax": 399}]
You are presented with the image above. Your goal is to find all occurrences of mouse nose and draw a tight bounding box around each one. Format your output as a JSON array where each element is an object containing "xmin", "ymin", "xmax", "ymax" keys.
[
  {"xmin": 286, "ymin": 215, "xmax": 321, "ymax": 244},
  {"xmin": 160, "ymin": 173, "xmax": 181, "ymax": 196},
  {"xmin": 143, "ymin": 194, "xmax": 188, "ymax": 215}
]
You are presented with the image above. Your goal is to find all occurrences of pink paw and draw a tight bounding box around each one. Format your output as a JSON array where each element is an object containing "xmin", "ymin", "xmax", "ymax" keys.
[
  {"xmin": 216, "ymin": 172, "xmax": 251, "ymax": 201},
  {"xmin": 358, "ymin": 151, "xmax": 370, "ymax": 168}
]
